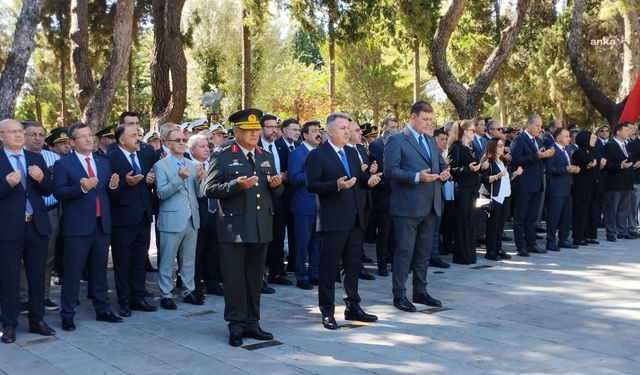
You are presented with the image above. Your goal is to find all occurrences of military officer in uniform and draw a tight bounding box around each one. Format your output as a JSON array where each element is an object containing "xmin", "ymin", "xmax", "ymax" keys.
[
  {"xmin": 95, "ymin": 126, "xmax": 116, "ymax": 157},
  {"xmin": 205, "ymin": 108, "xmax": 284, "ymax": 347}
]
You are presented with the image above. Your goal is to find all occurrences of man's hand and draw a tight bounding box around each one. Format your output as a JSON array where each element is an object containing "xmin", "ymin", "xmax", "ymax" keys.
[
  {"xmin": 125, "ymin": 171, "xmax": 144, "ymax": 186},
  {"xmin": 80, "ymin": 177, "xmax": 98, "ymax": 191},
  {"xmin": 337, "ymin": 176, "xmax": 357, "ymax": 190},
  {"xmin": 27, "ymin": 165, "xmax": 44, "ymax": 182},
  {"xmin": 267, "ymin": 174, "xmax": 282, "ymax": 189},
  {"xmin": 587, "ymin": 159, "xmax": 596, "ymax": 169},
  {"xmin": 367, "ymin": 172, "xmax": 382, "ymax": 187},
  {"xmin": 502, "ymin": 153, "xmax": 512, "ymax": 163},
  {"xmin": 567, "ymin": 165, "xmax": 580, "ymax": 174},
  {"xmin": 497, "ymin": 169, "xmax": 508, "ymax": 178},
  {"xmin": 439, "ymin": 168, "xmax": 451, "ymax": 181},
  {"xmin": 469, "ymin": 162, "xmax": 481, "ymax": 172},
  {"xmin": 369, "ymin": 160, "xmax": 378, "ymax": 174},
  {"xmin": 280, "ymin": 171, "xmax": 288, "ymax": 182},
  {"xmin": 621, "ymin": 159, "xmax": 633, "ymax": 169},
  {"xmin": 109, "ymin": 173, "xmax": 120, "ymax": 189},
  {"xmin": 237, "ymin": 175, "xmax": 258, "ymax": 190},
  {"xmin": 360, "ymin": 163, "xmax": 368, "ymax": 172},
  {"xmin": 145, "ymin": 169, "xmax": 155, "ymax": 185},
  {"xmin": 512, "ymin": 166, "xmax": 524, "ymax": 177},
  {"xmin": 5, "ymin": 171, "xmax": 20, "ymax": 187},
  {"xmin": 600, "ymin": 158, "xmax": 607, "ymax": 169},
  {"xmin": 537, "ymin": 147, "xmax": 555, "ymax": 159},
  {"xmin": 195, "ymin": 164, "xmax": 206, "ymax": 182},
  {"xmin": 633, "ymin": 161, "xmax": 640, "ymax": 169},
  {"xmin": 419, "ymin": 169, "xmax": 440, "ymax": 183},
  {"xmin": 178, "ymin": 166, "xmax": 190, "ymax": 180}
]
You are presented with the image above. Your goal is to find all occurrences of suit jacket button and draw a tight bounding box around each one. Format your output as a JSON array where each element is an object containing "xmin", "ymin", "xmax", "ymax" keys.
[
  {"xmin": 235, "ymin": 171, "xmax": 239, "ymax": 174},
  {"xmin": 229, "ymin": 213, "xmax": 233, "ymax": 216},
  {"xmin": 256, "ymin": 194, "xmax": 261, "ymax": 198},
  {"xmin": 257, "ymin": 206, "xmax": 261, "ymax": 210},
  {"xmin": 255, "ymin": 182, "xmax": 259, "ymax": 186}
]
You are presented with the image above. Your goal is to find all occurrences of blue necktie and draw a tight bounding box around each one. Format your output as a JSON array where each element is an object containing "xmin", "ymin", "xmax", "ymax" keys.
[
  {"xmin": 12, "ymin": 154, "xmax": 33, "ymax": 215},
  {"xmin": 129, "ymin": 153, "xmax": 141, "ymax": 175},
  {"xmin": 419, "ymin": 136, "xmax": 432, "ymax": 164},
  {"xmin": 338, "ymin": 149, "xmax": 351, "ymax": 178}
]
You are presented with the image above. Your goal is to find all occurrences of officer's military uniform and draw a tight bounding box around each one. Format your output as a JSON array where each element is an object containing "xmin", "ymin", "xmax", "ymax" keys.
[
  {"xmin": 205, "ymin": 108, "xmax": 284, "ymax": 339},
  {"xmin": 94, "ymin": 125, "xmax": 116, "ymax": 157}
]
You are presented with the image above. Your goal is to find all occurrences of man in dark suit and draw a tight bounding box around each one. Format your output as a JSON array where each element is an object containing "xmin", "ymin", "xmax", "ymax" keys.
[
  {"xmin": 603, "ymin": 122, "xmax": 636, "ymax": 241},
  {"xmin": 288, "ymin": 121, "xmax": 323, "ymax": 289},
  {"xmin": 53, "ymin": 122, "xmax": 123, "ymax": 332},
  {"xmin": 95, "ymin": 126, "xmax": 116, "ymax": 157},
  {"xmin": 544, "ymin": 128, "xmax": 580, "ymax": 251},
  {"xmin": 259, "ymin": 114, "xmax": 292, "ymax": 288},
  {"xmin": 542, "ymin": 120, "xmax": 561, "ymax": 149},
  {"xmin": 383, "ymin": 101, "xmax": 450, "ymax": 313},
  {"xmin": 305, "ymin": 112, "xmax": 382, "ymax": 330},
  {"xmin": 106, "ymin": 125, "xmax": 158, "ymax": 317},
  {"xmin": 510, "ymin": 115, "xmax": 555, "ymax": 256},
  {"xmin": 276, "ymin": 118, "xmax": 300, "ymax": 274},
  {"xmin": 0, "ymin": 119, "xmax": 56, "ymax": 344},
  {"xmin": 206, "ymin": 108, "xmax": 284, "ymax": 347}
]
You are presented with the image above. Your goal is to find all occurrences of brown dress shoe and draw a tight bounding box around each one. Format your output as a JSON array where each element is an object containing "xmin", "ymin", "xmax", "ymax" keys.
[
  {"xmin": 1, "ymin": 325, "xmax": 16, "ymax": 343},
  {"xmin": 28, "ymin": 320, "xmax": 56, "ymax": 336}
]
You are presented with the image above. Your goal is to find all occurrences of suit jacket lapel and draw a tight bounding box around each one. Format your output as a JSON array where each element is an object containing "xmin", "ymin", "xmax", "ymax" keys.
[
  {"xmin": 403, "ymin": 127, "xmax": 430, "ymax": 164},
  {"xmin": 71, "ymin": 152, "xmax": 90, "ymax": 179},
  {"xmin": 323, "ymin": 142, "xmax": 348, "ymax": 176}
]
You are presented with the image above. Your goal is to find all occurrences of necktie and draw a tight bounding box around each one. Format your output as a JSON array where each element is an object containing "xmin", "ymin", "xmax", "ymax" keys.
[
  {"xmin": 563, "ymin": 148, "xmax": 571, "ymax": 164},
  {"xmin": 85, "ymin": 157, "xmax": 100, "ymax": 217},
  {"xmin": 247, "ymin": 152, "xmax": 255, "ymax": 169},
  {"xmin": 338, "ymin": 149, "xmax": 351, "ymax": 178},
  {"xmin": 268, "ymin": 144, "xmax": 273, "ymax": 154},
  {"xmin": 289, "ymin": 145, "xmax": 294, "ymax": 152},
  {"xmin": 12, "ymin": 154, "xmax": 33, "ymax": 215},
  {"xmin": 621, "ymin": 142, "xmax": 629, "ymax": 157},
  {"xmin": 419, "ymin": 136, "xmax": 432, "ymax": 164},
  {"xmin": 130, "ymin": 153, "xmax": 141, "ymax": 175},
  {"xmin": 476, "ymin": 138, "xmax": 483, "ymax": 152},
  {"xmin": 531, "ymin": 137, "xmax": 538, "ymax": 150}
]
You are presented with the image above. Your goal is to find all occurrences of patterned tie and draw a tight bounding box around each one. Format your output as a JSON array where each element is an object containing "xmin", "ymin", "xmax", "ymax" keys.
[
  {"xmin": 85, "ymin": 157, "xmax": 100, "ymax": 217},
  {"xmin": 289, "ymin": 145, "xmax": 294, "ymax": 152},
  {"xmin": 419, "ymin": 136, "xmax": 432, "ymax": 164},
  {"xmin": 130, "ymin": 153, "xmax": 141, "ymax": 175},
  {"xmin": 338, "ymin": 149, "xmax": 351, "ymax": 178},
  {"xmin": 12, "ymin": 154, "xmax": 33, "ymax": 215},
  {"xmin": 247, "ymin": 152, "xmax": 255, "ymax": 169}
]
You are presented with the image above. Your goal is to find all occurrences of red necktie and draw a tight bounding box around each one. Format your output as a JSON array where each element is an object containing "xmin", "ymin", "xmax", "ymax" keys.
[{"xmin": 85, "ymin": 157, "xmax": 101, "ymax": 217}]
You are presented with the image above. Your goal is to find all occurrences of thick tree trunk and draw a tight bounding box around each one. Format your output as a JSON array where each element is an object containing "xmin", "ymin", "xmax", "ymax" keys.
[
  {"xmin": 372, "ymin": 104, "xmax": 380, "ymax": 128},
  {"xmin": 567, "ymin": 0, "xmax": 625, "ymax": 125},
  {"xmin": 413, "ymin": 37, "xmax": 420, "ymax": 102},
  {"xmin": 150, "ymin": 0, "xmax": 187, "ymax": 127},
  {"xmin": 617, "ymin": 5, "xmax": 640, "ymax": 103},
  {"xmin": 431, "ymin": 0, "xmax": 531, "ymax": 119},
  {"xmin": 0, "ymin": 0, "xmax": 43, "ymax": 119},
  {"xmin": 241, "ymin": 6, "xmax": 252, "ymax": 109},
  {"xmin": 60, "ymin": 57, "xmax": 68, "ymax": 125},
  {"xmin": 70, "ymin": 0, "xmax": 95, "ymax": 113}
]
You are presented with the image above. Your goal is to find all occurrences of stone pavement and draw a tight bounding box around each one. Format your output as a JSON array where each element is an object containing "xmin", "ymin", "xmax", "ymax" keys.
[{"xmin": 1, "ymin": 228, "xmax": 639, "ymax": 375}]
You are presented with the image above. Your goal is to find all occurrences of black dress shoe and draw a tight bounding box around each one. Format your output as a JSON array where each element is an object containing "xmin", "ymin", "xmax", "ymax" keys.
[
  {"xmin": 296, "ymin": 280, "xmax": 313, "ymax": 290},
  {"xmin": 498, "ymin": 250, "xmax": 512, "ymax": 260},
  {"xmin": 183, "ymin": 292, "xmax": 205, "ymax": 305},
  {"xmin": 516, "ymin": 248, "xmax": 530, "ymax": 257},
  {"xmin": 131, "ymin": 300, "xmax": 158, "ymax": 312},
  {"xmin": 527, "ymin": 246, "xmax": 547, "ymax": 254},
  {"xmin": 606, "ymin": 235, "xmax": 617, "ymax": 242},
  {"xmin": 413, "ymin": 292, "xmax": 442, "ymax": 307},
  {"xmin": 344, "ymin": 307, "xmax": 378, "ymax": 322},
  {"xmin": 28, "ymin": 320, "xmax": 56, "ymax": 336},
  {"xmin": 119, "ymin": 305, "xmax": 132, "ymax": 317},
  {"xmin": 585, "ymin": 239, "xmax": 600, "ymax": 245},
  {"xmin": 322, "ymin": 316, "xmax": 339, "ymax": 330},
  {"xmin": 393, "ymin": 297, "xmax": 417, "ymax": 312},
  {"xmin": 361, "ymin": 255, "xmax": 374, "ymax": 263},
  {"xmin": 545, "ymin": 244, "xmax": 560, "ymax": 252},
  {"xmin": 229, "ymin": 332, "xmax": 243, "ymax": 347},
  {"xmin": 261, "ymin": 282, "xmax": 276, "ymax": 294},
  {"xmin": 244, "ymin": 327, "xmax": 273, "ymax": 341},
  {"xmin": 61, "ymin": 318, "xmax": 76, "ymax": 331},
  {"xmin": 484, "ymin": 253, "xmax": 499, "ymax": 261},
  {"xmin": 559, "ymin": 242, "xmax": 578, "ymax": 249},
  {"xmin": 359, "ymin": 270, "xmax": 375, "ymax": 280},
  {"xmin": 629, "ymin": 232, "xmax": 639, "ymax": 239},
  {"xmin": 501, "ymin": 234, "xmax": 513, "ymax": 241},
  {"xmin": 1, "ymin": 325, "xmax": 16, "ymax": 343},
  {"xmin": 96, "ymin": 312, "xmax": 123, "ymax": 323},
  {"xmin": 206, "ymin": 284, "xmax": 225, "ymax": 296},
  {"xmin": 309, "ymin": 278, "xmax": 319, "ymax": 285},
  {"xmin": 160, "ymin": 298, "xmax": 177, "ymax": 310},
  {"xmin": 378, "ymin": 268, "xmax": 389, "ymax": 277},
  {"xmin": 573, "ymin": 240, "xmax": 588, "ymax": 246},
  {"xmin": 429, "ymin": 257, "xmax": 451, "ymax": 268},
  {"xmin": 535, "ymin": 226, "xmax": 546, "ymax": 233},
  {"xmin": 268, "ymin": 274, "xmax": 292, "ymax": 286},
  {"xmin": 617, "ymin": 234, "xmax": 632, "ymax": 239}
]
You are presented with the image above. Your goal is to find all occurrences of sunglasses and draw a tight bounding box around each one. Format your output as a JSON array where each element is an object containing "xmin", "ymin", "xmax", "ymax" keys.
[{"xmin": 168, "ymin": 138, "xmax": 188, "ymax": 143}]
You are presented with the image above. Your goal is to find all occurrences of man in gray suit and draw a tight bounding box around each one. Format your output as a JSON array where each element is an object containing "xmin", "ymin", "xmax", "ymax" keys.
[
  {"xmin": 383, "ymin": 101, "xmax": 450, "ymax": 313},
  {"xmin": 206, "ymin": 108, "xmax": 284, "ymax": 347},
  {"xmin": 154, "ymin": 125, "xmax": 207, "ymax": 310}
]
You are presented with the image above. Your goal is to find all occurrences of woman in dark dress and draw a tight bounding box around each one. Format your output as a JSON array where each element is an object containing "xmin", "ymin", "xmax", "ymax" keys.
[
  {"xmin": 572, "ymin": 131, "xmax": 600, "ymax": 245},
  {"xmin": 447, "ymin": 120, "xmax": 482, "ymax": 264}
]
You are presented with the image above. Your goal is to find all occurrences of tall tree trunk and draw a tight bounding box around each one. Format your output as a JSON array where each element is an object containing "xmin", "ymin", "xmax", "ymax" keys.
[
  {"xmin": 70, "ymin": 0, "xmax": 95, "ymax": 113},
  {"xmin": 328, "ymin": 16, "xmax": 336, "ymax": 111},
  {"xmin": 372, "ymin": 104, "xmax": 380, "ymax": 128},
  {"xmin": 127, "ymin": 50, "xmax": 133, "ymax": 111},
  {"xmin": 413, "ymin": 37, "xmax": 420, "ymax": 102},
  {"xmin": 0, "ymin": 0, "xmax": 43, "ymax": 119},
  {"xmin": 35, "ymin": 92, "xmax": 42, "ymax": 124},
  {"xmin": 567, "ymin": 0, "xmax": 625, "ymax": 125},
  {"xmin": 150, "ymin": 0, "xmax": 187, "ymax": 127},
  {"xmin": 431, "ymin": 0, "xmax": 531, "ymax": 119},
  {"xmin": 241, "ymin": 6, "xmax": 252, "ymax": 109},
  {"xmin": 60, "ymin": 57, "xmax": 68, "ymax": 125},
  {"xmin": 617, "ymin": 4, "xmax": 640, "ymax": 102}
]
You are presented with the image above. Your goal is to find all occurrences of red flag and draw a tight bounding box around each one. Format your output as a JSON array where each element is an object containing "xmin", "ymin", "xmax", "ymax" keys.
[{"xmin": 619, "ymin": 74, "xmax": 640, "ymax": 124}]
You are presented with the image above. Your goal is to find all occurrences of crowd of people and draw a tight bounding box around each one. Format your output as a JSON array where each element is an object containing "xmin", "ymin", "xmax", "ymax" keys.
[{"xmin": 0, "ymin": 101, "xmax": 637, "ymax": 347}]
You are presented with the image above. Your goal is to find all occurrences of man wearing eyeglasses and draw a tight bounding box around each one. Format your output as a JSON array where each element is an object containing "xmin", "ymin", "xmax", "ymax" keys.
[
  {"xmin": 0, "ymin": 119, "xmax": 56, "ymax": 343},
  {"xmin": 153, "ymin": 125, "xmax": 207, "ymax": 310}
]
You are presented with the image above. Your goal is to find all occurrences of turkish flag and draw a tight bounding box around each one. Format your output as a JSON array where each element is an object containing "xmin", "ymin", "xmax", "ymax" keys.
[{"xmin": 619, "ymin": 74, "xmax": 640, "ymax": 124}]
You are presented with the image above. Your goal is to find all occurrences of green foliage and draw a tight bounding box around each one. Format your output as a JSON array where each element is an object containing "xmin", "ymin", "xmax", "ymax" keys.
[{"xmin": 292, "ymin": 29, "xmax": 324, "ymax": 69}]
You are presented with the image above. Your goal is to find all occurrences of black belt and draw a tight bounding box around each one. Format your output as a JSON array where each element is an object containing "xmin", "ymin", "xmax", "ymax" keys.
[{"xmin": 46, "ymin": 204, "xmax": 59, "ymax": 211}]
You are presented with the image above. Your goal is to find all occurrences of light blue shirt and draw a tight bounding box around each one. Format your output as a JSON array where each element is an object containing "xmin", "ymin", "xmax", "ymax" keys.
[
  {"xmin": 119, "ymin": 146, "xmax": 140, "ymax": 171},
  {"xmin": 4, "ymin": 148, "xmax": 25, "ymax": 175},
  {"xmin": 40, "ymin": 149, "xmax": 59, "ymax": 207}
]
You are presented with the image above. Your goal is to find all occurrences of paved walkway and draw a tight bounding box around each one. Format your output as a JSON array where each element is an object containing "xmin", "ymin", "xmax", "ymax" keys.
[{"xmin": 1, "ymin": 229, "xmax": 639, "ymax": 374}]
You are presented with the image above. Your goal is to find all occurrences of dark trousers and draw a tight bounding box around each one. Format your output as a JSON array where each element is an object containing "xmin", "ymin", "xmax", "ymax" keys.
[
  {"xmin": 293, "ymin": 214, "xmax": 320, "ymax": 282},
  {"xmin": 485, "ymin": 197, "xmax": 510, "ymax": 256},
  {"xmin": 453, "ymin": 187, "xmax": 477, "ymax": 264},
  {"xmin": 60, "ymin": 221, "xmax": 111, "ymax": 319},
  {"xmin": 513, "ymin": 190, "xmax": 543, "ymax": 249},
  {"xmin": 285, "ymin": 210, "xmax": 296, "ymax": 272},
  {"xmin": 266, "ymin": 199, "xmax": 287, "ymax": 276},
  {"xmin": 0, "ymin": 222, "xmax": 47, "ymax": 326},
  {"xmin": 111, "ymin": 220, "xmax": 151, "ymax": 306},
  {"xmin": 219, "ymin": 242, "xmax": 267, "ymax": 327},
  {"xmin": 432, "ymin": 215, "xmax": 441, "ymax": 257},
  {"xmin": 440, "ymin": 201, "xmax": 455, "ymax": 254},
  {"xmin": 391, "ymin": 213, "xmax": 435, "ymax": 299},
  {"xmin": 374, "ymin": 210, "xmax": 393, "ymax": 270},
  {"xmin": 605, "ymin": 190, "xmax": 632, "ymax": 237},
  {"xmin": 546, "ymin": 195, "xmax": 572, "ymax": 247},
  {"xmin": 573, "ymin": 194, "xmax": 593, "ymax": 242},
  {"xmin": 588, "ymin": 193, "xmax": 601, "ymax": 239},
  {"xmin": 318, "ymin": 225, "xmax": 362, "ymax": 317},
  {"xmin": 195, "ymin": 213, "xmax": 222, "ymax": 289}
]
